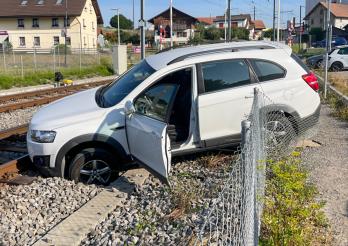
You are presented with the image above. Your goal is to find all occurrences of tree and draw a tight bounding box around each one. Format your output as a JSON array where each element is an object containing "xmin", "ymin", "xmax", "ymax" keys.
[
  {"xmin": 232, "ymin": 28, "xmax": 249, "ymax": 40},
  {"xmin": 110, "ymin": 14, "xmax": 133, "ymax": 30},
  {"xmin": 309, "ymin": 27, "xmax": 324, "ymax": 41},
  {"xmin": 204, "ymin": 27, "xmax": 222, "ymax": 40},
  {"xmin": 263, "ymin": 28, "xmax": 273, "ymax": 39}
]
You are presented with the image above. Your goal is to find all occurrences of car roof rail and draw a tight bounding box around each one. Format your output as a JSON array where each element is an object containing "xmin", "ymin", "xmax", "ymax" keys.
[{"xmin": 167, "ymin": 45, "xmax": 275, "ymax": 65}]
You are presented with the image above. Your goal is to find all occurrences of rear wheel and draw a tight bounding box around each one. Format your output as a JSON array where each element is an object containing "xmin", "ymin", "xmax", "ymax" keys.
[
  {"xmin": 265, "ymin": 114, "xmax": 296, "ymax": 151},
  {"xmin": 331, "ymin": 62, "xmax": 343, "ymax": 72},
  {"xmin": 69, "ymin": 148, "xmax": 118, "ymax": 185}
]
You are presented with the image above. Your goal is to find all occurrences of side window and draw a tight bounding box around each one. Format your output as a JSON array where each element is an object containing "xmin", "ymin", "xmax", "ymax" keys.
[
  {"xmin": 134, "ymin": 84, "xmax": 178, "ymax": 122},
  {"xmin": 250, "ymin": 59, "xmax": 286, "ymax": 82},
  {"xmin": 202, "ymin": 59, "xmax": 251, "ymax": 93},
  {"xmin": 338, "ymin": 48, "xmax": 348, "ymax": 55}
]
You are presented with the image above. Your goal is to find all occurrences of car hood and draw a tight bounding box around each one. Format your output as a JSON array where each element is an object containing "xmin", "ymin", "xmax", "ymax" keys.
[{"xmin": 30, "ymin": 87, "xmax": 106, "ymax": 130}]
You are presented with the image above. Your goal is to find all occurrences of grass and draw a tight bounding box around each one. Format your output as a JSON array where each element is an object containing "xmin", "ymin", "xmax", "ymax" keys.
[
  {"xmin": 322, "ymin": 90, "xmax": 348, "ymax": 121},
  {"xmin": 0, "ymin": 58, "xmax": 113, "ymax": 89},
  {"xmin": 329, "ymin": 74, "xmax": 348, "ymax": 96},
  {"xmin": 260, "ymin": 152, "xmax": 332, "ymax": 245}
]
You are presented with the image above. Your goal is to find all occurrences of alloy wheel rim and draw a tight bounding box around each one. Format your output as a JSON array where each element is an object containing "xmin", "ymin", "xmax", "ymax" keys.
[
  {"xmin": 265, "ymin": 120, "xmax": 287, "ymax": 147},
  {"xmin": 79, "ymin": 159, "xmax": 111, "ymax": 185}
]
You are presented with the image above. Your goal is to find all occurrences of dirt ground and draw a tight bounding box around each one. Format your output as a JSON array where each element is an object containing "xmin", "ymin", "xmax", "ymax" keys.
[{"xmin": 302, "ymin": 105, "xmax": 348, "ymax": 245}]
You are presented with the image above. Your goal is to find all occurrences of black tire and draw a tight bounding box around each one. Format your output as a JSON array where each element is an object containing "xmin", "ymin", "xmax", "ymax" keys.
[
  {"xmin": 265, "ymin": 114, "xmax": 296, "ymax": 151},
  {"xmin": 69, "ymin": 148, "xmax": 118, "ymax": 185},
  {"xmin": 330, "ymin": 62, "xmax": 343, "ymax": 72},
  {"xmin": 316, "ymin": 59, "xmax": 323, "ymax": 69}
]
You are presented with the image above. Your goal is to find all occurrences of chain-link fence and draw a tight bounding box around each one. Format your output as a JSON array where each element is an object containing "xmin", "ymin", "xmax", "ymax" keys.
[{"xmin": 194, "ymin": 87, "xmax": 319, "ymax": 245}]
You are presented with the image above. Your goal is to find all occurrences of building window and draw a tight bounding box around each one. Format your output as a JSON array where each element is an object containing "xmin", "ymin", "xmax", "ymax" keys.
[
  {"xmin": 84, "ymin": 36, "xmax": 86, "ymax": 46},
  {"xmin": 64, "ymin": 17, "xmax": 70, "ymax": 27},
  {"xmin": 90, "ymin": 4, "xmax": 93, "ymax": 13},
  {"xmin": 34, "ymin": 36, "xmax": 40, "ymax": 46},
  {"xmin": 32, "ymin": 18, "xmax": 39, "ymax": 27},
  {"xmin": 231, "ymin": 22, "xmax": 238, "ymax": 28},
  {"xmin": 52, "ymin": 18, "xmax": 59, "ymax": 27},
  {"xmin": 320, "ymin": 18, "xmax": 323, "ymax": 24},
  {"xmin": 311, "ymin": 19, "xmax": 314, "ymax": 25},
  {"xmin": 66, "ymin": 37, "xmax": 71, "ymax": 45},
  {"xmin": 18, "ymin": 19, "xmax": 25, "ymax": 28},
  {"xmin": 19, "ymin": 37, "xmax": 26, "ymax": 47},
  {"xmin": 56, "ymin": 0, "xmax": 63, "ymax": 5},
  {"xmin": 93, "ymin": 38, "xmax": 95, "ymax": 47},
  {"xmin": 53, "ymin": 36, "xmax": 60, "ymax": 45},
  {"xmin": 219, "ymin": 23, "xmax": 224, "ymax": 28},
  {"xmin": 83, "ymin": 19, "xmax": 86, "ymax": 28},
  {"xmin": 92, "ymin": 21, "xmax": 94, "ymax": 30},
  {"xmin": 36, "ymin": 0, "xmax": 44, "ymax": 5}
]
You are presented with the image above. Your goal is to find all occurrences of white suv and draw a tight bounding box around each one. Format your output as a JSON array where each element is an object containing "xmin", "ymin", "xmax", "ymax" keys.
[
  {"xmin": 329, "ymin": 45, "xmax": 348, "ymax": 71},
  {"xmin": 27, "ymin": 41, "xmax": 321, "ymax": 184}
]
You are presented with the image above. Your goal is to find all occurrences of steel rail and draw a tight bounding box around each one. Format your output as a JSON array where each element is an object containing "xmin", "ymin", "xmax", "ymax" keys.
[
  {"xmin": 0, "ymin": 154, "xmax": 30, "ymax": 178},
  {"xmin": 0, "ymin": 124, "xmax": 29, "ymax": 141},
  {"xmin": 0, "ymin": 79, "xmax": 111, "ymax": 103}
]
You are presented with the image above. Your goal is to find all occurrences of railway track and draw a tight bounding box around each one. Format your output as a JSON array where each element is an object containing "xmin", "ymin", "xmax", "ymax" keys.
[
  {"xmin": 0, "ymin": 79, "xmax": 112, "ymax": 113},
  {"xmin": 0, "ymin": 124, "xmax": 28, "ymax": 141},
  {"xmin": 0, "ymin": 155, "xmax": 30, "ymax": 181}
]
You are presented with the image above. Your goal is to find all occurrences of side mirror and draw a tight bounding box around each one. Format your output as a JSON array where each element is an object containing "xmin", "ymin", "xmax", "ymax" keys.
[{"xmin": 124, "ymin": 100, "xmax": 135, "ymax": 116}]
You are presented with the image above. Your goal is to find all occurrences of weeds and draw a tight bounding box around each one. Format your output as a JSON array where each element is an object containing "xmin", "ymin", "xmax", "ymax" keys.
[{"xmin": 260, "ymin": 154, "xmax": 332, "ymax": 245}]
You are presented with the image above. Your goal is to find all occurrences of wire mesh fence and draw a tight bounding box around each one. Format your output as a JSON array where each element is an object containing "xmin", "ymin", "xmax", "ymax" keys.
[{"xmin": 194, "ymin": 87, "xmax": 319, "ymax": 245}]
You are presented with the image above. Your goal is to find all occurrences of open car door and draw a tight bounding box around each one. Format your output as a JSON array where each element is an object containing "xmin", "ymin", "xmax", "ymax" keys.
[{"xmin": 125, "ymin": 83, "xmax": 179, "ymax": 184}]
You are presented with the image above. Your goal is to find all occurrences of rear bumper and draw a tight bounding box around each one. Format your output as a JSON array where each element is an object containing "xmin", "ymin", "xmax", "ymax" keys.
[{"xmin": 297, "ymin": 103, "xmax": 321, "ymax": 133}]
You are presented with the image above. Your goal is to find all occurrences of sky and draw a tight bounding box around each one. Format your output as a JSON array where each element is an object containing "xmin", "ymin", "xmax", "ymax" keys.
[{"xmin": 98, "ymin": 0, "xmax": 305, "ymax": 29}]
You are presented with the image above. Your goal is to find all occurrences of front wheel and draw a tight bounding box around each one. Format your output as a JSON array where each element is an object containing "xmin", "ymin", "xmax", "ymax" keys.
[
  {"xmin": 69, "ymin": 148, "xmax": 117, "ymax": 185},
  {"xmin": 330, "ymin": 62, "xmax": 343, "ymax": 72}
]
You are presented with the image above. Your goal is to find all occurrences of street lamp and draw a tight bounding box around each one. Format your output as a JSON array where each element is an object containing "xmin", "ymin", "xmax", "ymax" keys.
[{"xmin": 111, "ymin": 8, "xmax": 121, "ymax": 45}]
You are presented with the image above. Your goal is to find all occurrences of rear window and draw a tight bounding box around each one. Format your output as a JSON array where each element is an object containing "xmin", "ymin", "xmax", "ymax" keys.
[
  {"xmin": 250, "ymin": 59, "xmax": 286, "ymax": 82},
  {"xmin": 291, "ymin": 53, "xmax": 310, "ymax": 73}
]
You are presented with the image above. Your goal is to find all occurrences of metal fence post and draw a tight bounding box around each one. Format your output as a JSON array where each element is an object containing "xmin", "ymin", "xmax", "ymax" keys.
[
  {"xmin": 241, "ymin": 119, "xmax": 252, "ymax": 245},
  {"xmin": 20, "ymin": 55, "xmax": 24, "ymax": 79}
]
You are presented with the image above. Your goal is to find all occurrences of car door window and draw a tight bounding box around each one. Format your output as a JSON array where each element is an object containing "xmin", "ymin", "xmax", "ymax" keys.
[
  {"xmin": 202, "ymin": 59, "xmax": 251, "ymax": 93},
  {"xmin": 338, "ymin": 48, "xmax": 348, "ymax": 55},
  {"xmin": 134, "ymin": 84, "xmax": 178, "ymax": 122},
  {"xmin": 250, "ymin": 59, "xmax": 286, "ymax": 82}
]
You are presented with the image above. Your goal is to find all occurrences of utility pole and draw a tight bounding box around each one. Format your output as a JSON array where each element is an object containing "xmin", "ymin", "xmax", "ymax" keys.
[
  {"xmin": 64, "ymin": 0, "xmax": 68, "ymax": 66},
  {"xmin": 277, "ymin": 0, "xmax": 280, "ymax": 42},
  {"xmin": 273, "ymin": 0, "xmax": 276, "ymax": 41},
  {"xmin": 140, "ymin": 0, "xmax": 145, "ymax": 59},
  {"xmin": 253, "ymin": 2, "xmax": 256, "ymax": 20},
  {"xmin": 111, "ymin": 8, "xmax": 121, "ymax": 45},
  {"xmin": 324, "ymin": 0, "xmax": 331, "ymax": 99},
  {"xmin": 227, "ymin": 0, "xmax": 231, "ymax": 41},
  {"xmin": 133, "ymin": 0, "xmax": 135, "ymax": 30},
  {"xmin": 299, "ymin": 5, "xmax": 304, "ymax": 52},
  {"xmin": 170, "ymin": 0, "xmax": 173, "ymax": 47}
]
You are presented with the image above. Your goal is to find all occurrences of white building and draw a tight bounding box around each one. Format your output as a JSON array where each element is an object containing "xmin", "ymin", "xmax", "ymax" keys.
[{"xmin": 0, "ymin": 0, "xmax": 103, "ymax": 52}]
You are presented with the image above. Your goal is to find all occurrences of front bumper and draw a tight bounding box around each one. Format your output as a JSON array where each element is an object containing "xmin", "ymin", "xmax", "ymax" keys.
[{"xmin": 27, "ymin": 134, "xmax": 62, "ymax": 177}]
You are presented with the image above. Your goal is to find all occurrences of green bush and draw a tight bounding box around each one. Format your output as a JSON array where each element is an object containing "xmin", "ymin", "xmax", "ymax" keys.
[{"xmin": 260, "ymin": 154, "xmax": 331, "ymax": 245}]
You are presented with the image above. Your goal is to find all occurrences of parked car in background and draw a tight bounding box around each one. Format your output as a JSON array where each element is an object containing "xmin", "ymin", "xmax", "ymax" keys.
[
  {"xmin": 306, "ymin": 54, "xmax": 324, "ymax": 69},
  {"xmin": 27, "ymin": 41, "xmax": 321, "ymax": 185},
  {"xmin": 328, "ymin": 45, "xmax": 348, "ymax": 71},
  {"xmin": 312, "ymin": 36, "xmax": 348, "ymax": 48}
]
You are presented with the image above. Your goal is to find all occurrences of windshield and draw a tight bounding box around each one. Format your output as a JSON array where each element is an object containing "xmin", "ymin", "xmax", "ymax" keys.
[{"xmin": 99, "ymin": 60, "xmax": 156, "ymax": 107}]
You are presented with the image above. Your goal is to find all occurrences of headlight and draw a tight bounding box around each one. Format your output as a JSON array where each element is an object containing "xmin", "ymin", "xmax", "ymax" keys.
[{"xmin": 31, "ymin": 130, "xmax": 56, "ymax": 143}]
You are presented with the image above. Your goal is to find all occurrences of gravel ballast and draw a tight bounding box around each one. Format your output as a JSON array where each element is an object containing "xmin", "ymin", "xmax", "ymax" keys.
[
  {"xmin": 0, "ymin": 106, "xmax": 40, "ymax": 131},
  {"xmin": 81, "ymin": 154, "xmax": 235, "ymax": 246},
  {"xmin": 0, "ymin": 177, "xmax": 102, "ymax": 246}
]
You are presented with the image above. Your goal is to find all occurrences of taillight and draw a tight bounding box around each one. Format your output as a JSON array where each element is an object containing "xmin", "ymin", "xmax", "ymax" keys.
[{"xmin": 302, "ymin": 72, "xmax": 319, "ymax": 92}]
